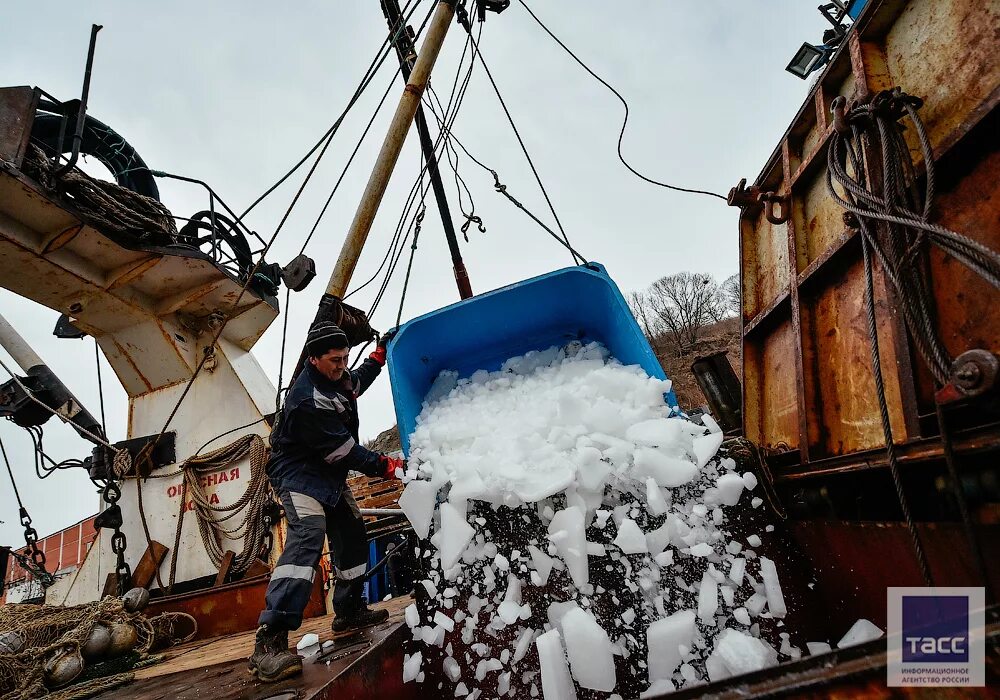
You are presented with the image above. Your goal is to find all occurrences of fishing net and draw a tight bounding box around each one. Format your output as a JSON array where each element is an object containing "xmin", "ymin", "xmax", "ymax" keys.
[{"xmin": 0, "ymin": 596, "xmax": 182, "ymax": 700}]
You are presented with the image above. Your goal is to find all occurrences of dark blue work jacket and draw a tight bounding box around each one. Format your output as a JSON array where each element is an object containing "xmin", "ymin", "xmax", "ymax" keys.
[{"xmin": 266, "ymin": 360, "xmax": 384, "ymax": 506}]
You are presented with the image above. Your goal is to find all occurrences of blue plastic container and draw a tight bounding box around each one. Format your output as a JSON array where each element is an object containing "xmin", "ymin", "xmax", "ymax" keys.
[{"xmin": 387, "ymin": 262, "xmax": 678, "ymax": 453}]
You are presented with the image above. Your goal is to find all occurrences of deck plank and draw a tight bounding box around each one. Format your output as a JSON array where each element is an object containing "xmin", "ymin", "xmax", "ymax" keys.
[{"xmin": 103, "ymin": 595, "xmax": 412, "ymax": 699}]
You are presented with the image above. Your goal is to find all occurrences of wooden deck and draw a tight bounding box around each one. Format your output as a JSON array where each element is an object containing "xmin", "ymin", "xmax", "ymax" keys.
[{"xmin": 103, "ymin": 595, "xmax": 413, "ymax": 700}]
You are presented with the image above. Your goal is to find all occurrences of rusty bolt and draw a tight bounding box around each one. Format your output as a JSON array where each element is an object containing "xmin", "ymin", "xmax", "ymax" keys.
[
  {"xmin": 950, "ymin": 349, "xmax": 998, "ymax": 397},
  {"xmin": 955, "ymin": 364, "xmax": 980, "ymax": 383},
  {"xmin": 69, "ymin": 303, "xmax": 83, "ymax": 314}
]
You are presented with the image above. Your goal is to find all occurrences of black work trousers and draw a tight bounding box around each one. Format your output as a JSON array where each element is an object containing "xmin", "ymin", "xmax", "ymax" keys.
[{"xmin": 258, "ymin": 487, "xmax": 369, "ymax": 630}]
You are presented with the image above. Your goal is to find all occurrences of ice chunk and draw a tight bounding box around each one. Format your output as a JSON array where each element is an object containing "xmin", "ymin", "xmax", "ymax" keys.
[
  {"xmin": 443, "ymin": 655, "xmax": 462, "ymax": 681},
  {"xmin": 702, "ymin": 414, "xmax": 722, "ymax": 434},
  {"xmin": 733, "ymin": 607, "xmax": 751, "ymax": 626},
  {"xmin": 712, "ymin": 628, "xmax": 778, "ymax": 676},
  {"xmin": 398, "ymin": 480, "xmax": 438, "ymax": 540},
  {"xmin": 561, "ymin": 607, "xmax": 616, "ymax": 692},
  {"xmin": 745, "ymin": 593, "xmax": 767, "ymax": 616},
  {"xmin": 625, "ymin": 419, "xmax": 682, "ymax": 447},
  {"xmin": 715, "ymin": 473, "xmax": 745, "ymax": 506},
  {"xmin": 434, "ymin": 611, "xmax": 455, "ymax": 632},
  {"xmin": 729, "ymin": 557, "xmax": 746, "ymax": 587},
  {"xmin": 498, "ymin": 601, "xmax": 524, "ymax": 625},
  {"xmin": 594, "ymin": 510, "xmax": 611, "ymax": 529},
  {"xmin": 548, "ymin": 506, "xmax": 589, "ymax": 587},
  {"xmin": 455, "ymin": 682, "xmax": 469, "ymax": 696},
  {"xmin": 403, "ymin": 651, "xmax": 423, "ymax": 683},
  {"xmin": 439, "ymin": 502, "xmax": 475, "ymax": 570},
  {"xmin": 475, "ymin": 658, "xmax": 503, "ymax": 680},
  {"xmin": 705, "ymin": 648, "xmax": 731, "ymax": 682},
  {"xmin": 577, "ymin": 454, "xmax": 612, "ymax": 492},
  {"xmin": 747, "ymin": 534, "xmax": 762, "ymax": 548},
  {"xmin": 654, "ymin": 550, "xmax": 674, "ymax": 567},
  {"xmin": 498, "ymin": 671, "xmax": 511, "ymax": 695},
  {"xmin": 634, "ymin": 448, "xmax": 698, "ymax": 487},
  {"xmin": 688, "ymin": 542, "xmax": 714, "ymax": 558},
  {"xmin": 806, "ymin": 641, "xmax": 832, "ymax": 655},
  {"xmin": 692, "ymin": 431, "xmax": 724, "ymax": 468},
  {"xmin": 296, "ymin": 633, "xmax": 319, "ymax": 650},
  {"xmin": 535, "ymin": 629, "xmax": 578, "ymax": 700},
  {"xmin": 646, "ymin": 610, "xmax": 696, "ymax": 681},
  {"xmin": 720, "ymin": 585, "xmax": 735, "ymax": 607},
  {"xmin": 645, "ymin": 478, "xmax": 669, "ymax": 515},
  {"xmin": 758, "ymin": 557, "xmax": 787, "ymax": 618},
  {"xmin": 405, "ymin": 603, "xmax": 420, "ymax": 628},
  {"xmin": 837, "ymin": 619, "xmax": 883, "ymax": 648},
  {"xmin": 742, "ymin": 472, "xmax": 758, "ymax": 490},
  {"xmin": 613, "ymin": 518, "xmax": 648, "ymax": 554},
  {"xmin": 425, "ymin": 370, "xmax": 458, "ymax": 405},
  {"xmin": 513, "ymin": 628, "xmax": 535, "ymax": 663},
  {"xmin": 697, "ymin": 572, "xmax": 719, "ymax": 624}
]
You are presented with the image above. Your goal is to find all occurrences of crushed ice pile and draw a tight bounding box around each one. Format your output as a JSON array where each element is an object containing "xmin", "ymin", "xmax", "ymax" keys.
[{"xmin": 395, "ymin": 342, "xmax": 880, "ymax": 698}]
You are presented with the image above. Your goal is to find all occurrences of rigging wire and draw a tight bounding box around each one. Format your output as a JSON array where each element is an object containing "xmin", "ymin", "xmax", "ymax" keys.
[
  {"xmin": 343, "ymin": 23, "xmax": 480, "ymax": 310},
  {"xmin": 275, "ymin": 0, "xmax": 439, "ymax": 405},
  {"xmin": 94, "ymin": 338, "xmax": 107, "ymax": 437},
  {"xmin": 516, "ymin": 0, "xmax": 727, "ymax": 202},
  {"xmin": 146, "ymin": 3, "xmax": 440, "ymax": 450},
  {"xmin": 297, "ymin": 0, "xmax": 440, "ymax": 258},
  {"xmin": 460, "ymin": 21, "xmax": 584, "ymax": 264},
  {"xmin": 232, "ymin": 0, "xmax": 428, "ymax": 228},
  {"xmin": 0, "ymin": 431, "xmax": 25, "ymax": 509}
]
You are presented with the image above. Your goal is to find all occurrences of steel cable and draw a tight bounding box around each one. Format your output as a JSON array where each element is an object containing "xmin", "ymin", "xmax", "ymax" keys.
[{"xmin": 516, "ymin": 0, "xmax": 727, "ymax": 202}]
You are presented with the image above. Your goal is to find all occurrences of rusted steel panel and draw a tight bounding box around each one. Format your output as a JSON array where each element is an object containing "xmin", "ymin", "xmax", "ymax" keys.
[
  {"xmin": 789, "ymin": 521, "xmax": 1000, "ymax": 626},
  {"xmin": 927, "ymin": 138, "xmax": 1000, "ymax": 380},
  {"xmin": 745, "ymin": 316, "xmax": 800, "ymax": 452},
  {"xmin": 0, "ymin": 87, "xmax": 37, "ymax": 166},
  {"xmin": 793, "ymin": 167, "xmax": 851, "ymax": 273},
  {"xmin": 883, "ymin": 0, "xmax": 1000, "ymax": 162},
  {"xmin": 801, "ymin": 255, "xmax": 910, "ymax": 456},
  {"xmin": 740, "ymin": 0, "xmax": 998, "ymax": 474},
  {"xmin": 741, "ymin": 208, "xmax": 789, "ymax": 320}
]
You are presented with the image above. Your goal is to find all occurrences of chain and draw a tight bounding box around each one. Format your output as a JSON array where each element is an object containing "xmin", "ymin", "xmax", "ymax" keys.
[
  {"xmin": 2, "ymin": 433, "xmax": 55, "ymax": 588},
  {"xmin": 18, "ymin": 506, "xmax": 55, "ymax": 588},
  {"xmin": 95, "ymin": 478, "xmax": 132, "ymax": 595}
]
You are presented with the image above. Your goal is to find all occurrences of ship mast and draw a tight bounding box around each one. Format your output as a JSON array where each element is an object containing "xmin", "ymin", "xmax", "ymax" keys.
[{"xmin": 380, "ymin": 0, "xmax": 474, "ymax": 300}]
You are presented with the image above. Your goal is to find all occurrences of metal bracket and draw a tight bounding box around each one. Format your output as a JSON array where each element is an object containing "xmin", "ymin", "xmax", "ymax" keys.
[
  {"xmin": 281, "ymin": 254, "xmax": 317, "ymax": 292},
  {"xmin": 89, "ymin": 431, "xmax": 177, "ymax": 479},
  {"xmin": 935, "ymin": 349, "xmax": 999, "ymax": 405},
  {"xmin": 727, "ymin": 178, "xmax": 790, "ymax": 225},
  {"xmin": 476, "ymin": 0, "xmax": 509, "ymax": 22}
]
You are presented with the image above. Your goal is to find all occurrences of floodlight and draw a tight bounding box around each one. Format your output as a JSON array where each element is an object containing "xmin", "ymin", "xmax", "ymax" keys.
[{"xmin": 786, "ymin": 43, "xmax": 826, "ymax": 79}]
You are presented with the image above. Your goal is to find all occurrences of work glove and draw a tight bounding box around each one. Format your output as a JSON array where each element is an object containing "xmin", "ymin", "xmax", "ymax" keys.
[
  {"xmin": 368, "ymin": 328, "xmax": 398, "ymax": 367},
  {"xmin": 378, "ymin": 454, "xmax": 405, "ymax": 480}
]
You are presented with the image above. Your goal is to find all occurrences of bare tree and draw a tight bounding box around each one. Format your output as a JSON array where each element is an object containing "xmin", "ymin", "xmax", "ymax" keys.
[
  {"xmin": 721, "ymin": 273, "xmax": 741, "ymax": 318},
  {"xmin": 628, "ymin": 290, "xmax": 659, "ymax": 339},
  {"xmin": 647, "ymin": 272, "xmax": 722, "ymax": 354}
]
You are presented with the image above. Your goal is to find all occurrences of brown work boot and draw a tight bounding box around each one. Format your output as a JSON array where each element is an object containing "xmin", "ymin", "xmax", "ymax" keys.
[
  {"xmin": 248, "ymin": 624, "xmax": 302, "ymax": 682},
  {"xmin": 332, "ymin": 606, "xmax": 390, "ymax": 633}
]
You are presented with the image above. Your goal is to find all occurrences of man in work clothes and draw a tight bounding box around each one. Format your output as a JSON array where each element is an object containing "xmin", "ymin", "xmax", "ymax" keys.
[{"xmin": 249, "ymin": 321, "xmax": 404, "ymax": 682}]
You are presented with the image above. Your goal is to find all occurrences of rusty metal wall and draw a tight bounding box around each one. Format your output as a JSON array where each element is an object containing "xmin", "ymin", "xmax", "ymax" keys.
[{"xmin": 739, "ymin": 0, "xmax": 999, "ymax": 473}]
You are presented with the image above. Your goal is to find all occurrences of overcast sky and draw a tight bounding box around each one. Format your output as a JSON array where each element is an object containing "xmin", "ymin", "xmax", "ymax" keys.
[{"xmin": 0, "ymin": 0, "xmax": 823, "ymax": 547}]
